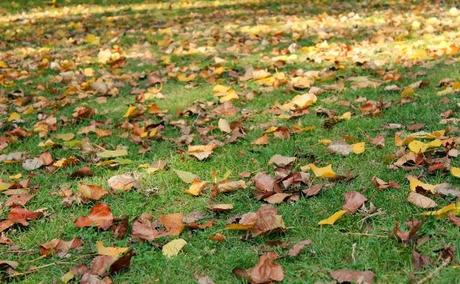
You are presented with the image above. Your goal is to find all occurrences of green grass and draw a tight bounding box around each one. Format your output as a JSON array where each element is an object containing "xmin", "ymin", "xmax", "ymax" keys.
[{"xmin": 1, "ymin": 0, "xmax": 460, "ymax": 283}]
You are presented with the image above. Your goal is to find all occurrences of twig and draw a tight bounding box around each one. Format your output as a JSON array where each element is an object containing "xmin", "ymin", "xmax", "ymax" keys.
[
  {"xmin": 416, "ymin": 259, "xmax": 450, "ymax": 284},
  {"xmin": 343, "ymin": 232, "xmax": 387, "ymax": 238},
  {"xmin": 10, "ymin": 263, "xmax": 56, "ymax": 278}
]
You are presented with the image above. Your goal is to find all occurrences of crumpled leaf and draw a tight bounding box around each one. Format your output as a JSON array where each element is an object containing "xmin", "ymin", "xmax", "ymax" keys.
[
  {"xmin": 412, "ymin": 250, "xmax": 431, "ymax": 270},
  {"xmin": 268, "ymin": 154, "xmax": 296, "ymax": 167},
  {"xmin": 225, "ymin": 205, "xmax": 286, "ymax": 237},
  {"xmin": 40, "ymin": 238, "xmax": 83, "ymax": 257},
  {"xmin": 393, "ymin": 219, "xmax": 421, "ymax": 243},
  {"xmin": 22, "ymin": 158, "xmax": 43, "ymax": 171},
  {"xmin": 185, "ymin": 180, "xmax": 208, "ymax": 196},
  {"xmin": 329, "ymin": 269, "xmax": 375, "ymax": 284},
  {"xmin": 318, "ymin": 209, "xmax": 347, "ymax": 225},
  {"xmin": 107, "ymin": 174, "xmax": 139, "ymax": 192},
  {"xmin": 407, "ymin": 176, "xmax": 437, "ymax": 193},
  {"xmin": 187, "ymin": 144, "xmax": 216, "ymax": 160},
  {"xmin": 75, "ymin": 203, "xmax": 113, "ymax": 230},
  {"xmin": 162, "ymin": 238, "xmax": 187, "ymax": 258},
  {"xmin": 342, "ymin": 192, "xmax": 367, "ymax": 213},
  {"xmin": 96, "ymin": 241, "xmax": 129, "ymax": 257},
  {"xmin": 246, "ymin": 252, "xmax": 284, "ymax": 284},
  {"xmin": 78, "ymin": 184, "xmax": 108, "ymax": 201},
  {"xmin": 288, "ymin": 240, "xmax": 312, "ymax": 257},
  {"xmin": 371, "ymin": 176, "xmax": 400, "ymax": 190}
]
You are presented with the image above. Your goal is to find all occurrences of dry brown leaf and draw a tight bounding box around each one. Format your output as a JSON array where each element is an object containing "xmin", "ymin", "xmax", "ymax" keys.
[
  {"xmin": 107, "ymin": 174, "xmax": 138, "ymax": 192},
  {"xmin": 247, "ymin": 252, "xmax": 284, "ymax": 283},
  {"xmin": 342, "ymin": 192, "xmax": 367, "ymax": 213},
  {"xmin": 407, "ymin": 191, "xmax": 437, "ymax": 208},
  {"xmin": 288, "ymin": 240, "xmax": 312, "ymax": 257},
  {"xmin": 330, "ymin": 269, "xmax": 375, "ymax": 284},
  {"xmin": 78, "ymin": 184, "xmax": 108, "ymax": 201}
]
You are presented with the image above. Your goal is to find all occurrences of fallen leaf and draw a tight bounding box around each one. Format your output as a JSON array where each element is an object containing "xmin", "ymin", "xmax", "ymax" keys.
[
  {"xmin": 343, "ymin": 192, "xmax": 367, "ymax": 213},
  {"xmin": 173, "ymin": 169, "xmax": 199, "ymax": 183},
  {"xmin": 252, "ymin": 134, "xmax": 269, "ymax": 145},
  {"xmin": 308, "ymin": 164, "xmax": 337, "ymax": 178},
  {"xmin": 209, "ymin": 204, "xmax": 234, "ymax": 212},
  {"xmin": 78, "ymin": 184, "xmax": 108, "ymax": 201},
  {"xmin": 187, "ymin": 144, "xmax": 216, "ymax": 160},
  {"xmin": 450, "ymin": 166, "xmax": 460, "ymax": 178},
  {"xmin": 318, "ymin": 210, "xmax": 347, "ymax": 225},
  {"xmin": 218, "ymin": 118, "xmax": 231, "ymax": 133},
  {"xmin": 407, "ymin": 191, "xmax": 437, "ymax": 208},
  {"xmin": 159, "ymin": 213, "xmax": 184, "ymax": 236},
  {"xmin": 185, "ymin": 180, "xmax": 208, "ymax": 196},
  {"xmin": 393, "ymin": 219, "xmax": 421, "ymax": 243},
  {"xmin": 75, "ymin": 203, "xmax": 113, "ymax": 230},
  {"xmin": 407, "ymin": 176, "xmax": 437, "ymax": 193},
  {"xmin": 268, "ymin": 154, "xmax": 296, "ymax": 167},
  {"xmin": 330, "ymin": 269, "xmax": 375, "ymax": 284},
  {"xmin": 40, "ymin": 238, "xmax": 83, "ymax": 257},
  {"xmin": 246, "ymin": 252, "xmax": 284, "ymax": 283},
  {"xmin": 288, "ymin": 240, "xmax": 312, "ymax": 257},
  {"xmin": 107, "ymin": 174, "xmax": 138, "ymax": 192},
  {"xmin": 217, "ymin": 180, "xmax": 246, "ymax": 193},
  {"xmin": 96, "ymin": 241, "xmax": 128, "ymax": 257},
  {"xmin": 422, "ymin": 203, "xmax": 459, "ymax": 218},
  {"xmin": 162, "ymin": 239, "xmax": 187, "ymax": 258},
  {"xmin": 412, "ymin": 250, "xmax": 431, "ymax": 270}
]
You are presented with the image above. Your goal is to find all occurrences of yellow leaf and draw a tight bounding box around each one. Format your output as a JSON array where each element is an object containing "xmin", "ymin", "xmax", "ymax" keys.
[
  {"xmin": 0, "ymin": 60, "xmax": 8, "ymax": 68},
  {"xmin": 177, "ymin": 73, "xmax": 196, "ymax": 82},
  {"xmin": 400, "ymin": 87, "xmax": 415, "ymax": 98},
  {"xmin": 162, "ymin": 239, "xmax": 187, "ymax": 258},
  {"xmin": 8, "ymin": 112, "xmax": 21, "ymax": 122},
  {"xmin": 408, "ymin": 139, "xmax": 442, "ymax": 153},
  {"xmin": 96, "ymin": 241, "xmax": 128, "ymax": 257},
  {"xmin": 38, "ymin": 139, "xmax": 56, "ymax": 148},
  {"xmin": 319, "ymin": 139, "xmax": 332, "ymax": 145},
  {"xmin": 9, "ymin": 173, "xmax": 22, "ymax": 180},
  {"xmin": 184, "ymin": 180, "xmax": 208, "ymax": 196},
  {"xmin": 450, "ymin": 167, "xmax": 460, "ymax": 178},
  {"xmin": 0, "ymin": 182, "xmax": 12, "ymax": 191},
  {"xmin": 339, "ymin": 112, "xmax": 352, "ymax": 120},
  {"xmin": 225, "ymin": 223, "xmax": 254, "ymax": 230},
  {"xmin": 61, "ymin": 271, "xmax": 75, "ymax": 283},
  {"xmin": 407, "ymin": 176, "xmax": 437, "ymax": 193},
  {"xmin": 308, "ymin": 163, "xmax": 336, "ymax": 178},
  {"xmin": 318, "ymin": 209, "xmax": 347, "ymax": 225},
  {"xmin": 423, "ymin": 203, "xmax": 460, "ymax": 218},
  {"xmin": 85, "ymin": 34, "xmax": 100, "ymax": 45},
  {"xmin": 351, "ymin": 142, "xmax": 365, "ymax": 154},
  {"xmin": 291, "ymin": 93, "xmax": 317, "ymax": 109},
  {"xmin": 123, "ymin": 106, "xmax": 138, "ymax": 118}
]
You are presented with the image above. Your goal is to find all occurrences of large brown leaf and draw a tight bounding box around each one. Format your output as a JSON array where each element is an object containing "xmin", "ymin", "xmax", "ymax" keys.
[
  {"xmin": 247, "ymin": 252, "xmax": 284, "ymax": 284},
  {"xmin": 75, "ymin": 203, "xmax": 114, "ymax": 230}
]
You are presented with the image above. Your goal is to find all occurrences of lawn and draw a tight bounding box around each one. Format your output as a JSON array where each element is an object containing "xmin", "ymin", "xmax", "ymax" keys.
[{"xmin": 0, "ymin": 0, "xmax": 459, "ymax": 283}]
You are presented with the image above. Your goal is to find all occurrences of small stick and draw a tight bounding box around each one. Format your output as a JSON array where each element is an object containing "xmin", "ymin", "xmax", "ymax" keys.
[
  {"xmin": 416, "ymin": 259, "xmax": 450, "ymax": 284},
  {"xmin": 343, "ymin": 232, "xmax": 387, "ymax": 238}
]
